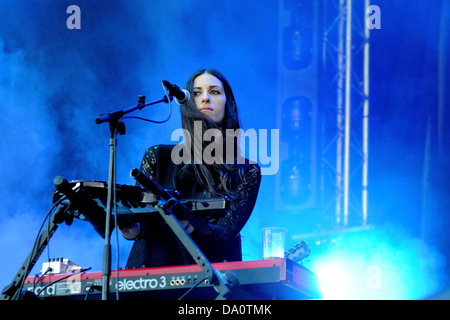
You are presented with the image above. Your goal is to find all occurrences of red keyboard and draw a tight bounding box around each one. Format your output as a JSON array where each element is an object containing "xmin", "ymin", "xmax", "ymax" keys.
[{"xmin": 24, "ymin": 258, "xmax": 321, "ymax": 300}]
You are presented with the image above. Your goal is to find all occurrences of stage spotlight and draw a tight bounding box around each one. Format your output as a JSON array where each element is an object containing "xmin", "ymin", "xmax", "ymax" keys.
[
  {"xmin": 282, "ymin": 0, "xmax": 313, "ymax": 70},
  {"xmin": 281, "ymin": 95, "xmax": 312, "ymax": 143},
  {"xmin": 280, "ymin": 155, "xmax": 310, "ymax": 204},
  {"xmin": 316, "ymin": 265, "xmax": 350, "ymax": 300},
  {"xmin": 283, "ymin": 26, "xmax": 313, "ymax": 70},
  {"xmin": 280, "ymin": 96, "xmax": 312, "ymax": 205}
]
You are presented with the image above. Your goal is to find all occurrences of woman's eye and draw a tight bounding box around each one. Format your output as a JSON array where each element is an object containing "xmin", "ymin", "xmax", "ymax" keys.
[
  {"xmin": 210, "ymin": 89, "xmax": 221, "ymax": 95},
  {"xmin": 193, "ymin": 91, "xmax": 201, "ymax": 96}
]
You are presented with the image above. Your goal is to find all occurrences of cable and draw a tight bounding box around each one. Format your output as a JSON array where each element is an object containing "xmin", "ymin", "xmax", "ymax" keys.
[
  {"xmin": 14, "ymin": 196, "xmax": 67, "ymax": 300},
  {"xmin": 177, "ymin": 276, "xmax": 208, "ymax": 300},
  {"xmin": 121, "ymin": 81, "xmax": 173, "ymax": 124},
  {"xmin": 112, "ymin": 126, "xmax": 120, "ymax": 301},
  {"xmin": 121, "ymin": 116, "xmax": 171, "ymax": 124},
  {"xmin": 32, "ymin": 267, "xmax": 52, "ymax": 295},
  {"xmin": 36, "ymin": 267, "xmax": 92, "ymax": 297},
  {"xmin": 84, "ymin": 285, "xmax": 102, "ymax": 300}
]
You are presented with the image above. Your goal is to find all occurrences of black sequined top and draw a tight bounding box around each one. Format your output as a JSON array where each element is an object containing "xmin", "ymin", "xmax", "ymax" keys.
[{"xmin": 125, "ymin": 144, "xmax": 261, "ymax": 269}]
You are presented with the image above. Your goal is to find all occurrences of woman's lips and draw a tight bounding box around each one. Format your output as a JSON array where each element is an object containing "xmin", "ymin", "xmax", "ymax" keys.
[{"xmin": 200, "ymin": 107, "xmax": 213, "ymax": 112}]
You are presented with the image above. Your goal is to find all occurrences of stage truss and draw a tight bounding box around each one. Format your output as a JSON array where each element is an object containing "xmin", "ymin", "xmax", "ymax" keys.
[{"xmin": 319, "ymin": 0, "xmax": 370, "ymax": 229}]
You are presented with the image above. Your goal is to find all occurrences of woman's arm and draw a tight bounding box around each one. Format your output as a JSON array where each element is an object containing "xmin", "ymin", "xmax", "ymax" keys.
[
  {"xmin": 117, "ymin": 145, "xmax": 159, "ymax": 240},
  {"xmin": 191, "ymin": 163, "xmax": 261, "ymax": 244}
]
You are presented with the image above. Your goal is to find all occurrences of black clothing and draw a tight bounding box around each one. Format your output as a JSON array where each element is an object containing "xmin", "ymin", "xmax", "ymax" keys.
[{"xmin": 125, "ymin": 144, "xmax": 261, "ymax": 269}]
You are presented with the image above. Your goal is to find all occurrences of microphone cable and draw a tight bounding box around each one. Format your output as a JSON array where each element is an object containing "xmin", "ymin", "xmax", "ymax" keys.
[
  {"xmin": 177, "ymin": 276, "xmax": 208, "ymax": 300},
  {"xmin": 35, "ymin": 267, "xmax": 92, "ymax": 298},
  {"xmin": 121, "ymin": 81, "xmax": 173, "ymax": 124},
  {"xmin": 13, "ymin": 196, "xmax": 68, "ymax": 300}
]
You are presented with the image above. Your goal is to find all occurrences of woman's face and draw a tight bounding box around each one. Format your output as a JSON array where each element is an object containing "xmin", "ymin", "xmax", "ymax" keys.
[{"xmin": 192, "ymin": 73, "xmax": 226, "ymax": 125}]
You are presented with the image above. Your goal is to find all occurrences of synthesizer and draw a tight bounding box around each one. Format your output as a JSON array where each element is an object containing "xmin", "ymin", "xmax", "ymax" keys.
[
  {"xmin": 52, "ymin": 180, "xmax": 230, "ymax": 220},
  {"xmin": 23, "ymin": 258, "xmax": 321, "ymax": 300}
]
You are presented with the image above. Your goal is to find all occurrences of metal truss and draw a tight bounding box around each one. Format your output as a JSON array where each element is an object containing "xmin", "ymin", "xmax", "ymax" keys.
[{"xmin": 319, "ymin": 0, "xmax": 370, "ymax": 228}]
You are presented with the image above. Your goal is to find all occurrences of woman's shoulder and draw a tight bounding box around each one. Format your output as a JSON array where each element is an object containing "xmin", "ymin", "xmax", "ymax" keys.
[
  {"xmin": 144, "ymin": 144, "xmax": 176, "ymax": 157},
  {"xmin": 236, "ymin": 158, "xmax": 261, "ymax": 173},
  {"xmin": 141, "ymin": 144, "xmax": 177, "ymax": 169},
  {"xmin": 231, "ymin": 160, "xmax": 261, "ymax": 185},
  {"xmin": 244, "ymin": 161, "xmax": 261, "ymax": 179}
]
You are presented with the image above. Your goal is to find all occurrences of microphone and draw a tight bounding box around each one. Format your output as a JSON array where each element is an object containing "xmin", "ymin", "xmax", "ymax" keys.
[{"xmin": 162, "ymin": 80, "xmax": 190, "ymax": 105}]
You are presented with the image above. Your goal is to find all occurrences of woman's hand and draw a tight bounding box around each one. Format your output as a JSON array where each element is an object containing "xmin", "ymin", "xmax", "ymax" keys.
[
  {"xmin": 118, "ymin": 222, "xmax": 141, "ymax": 240},
  {"xmin": 179, "ymin": 220, "xmax": 194, "ymax": 234}
]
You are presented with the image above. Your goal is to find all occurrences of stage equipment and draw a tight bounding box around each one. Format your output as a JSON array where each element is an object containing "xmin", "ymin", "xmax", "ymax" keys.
[
  {"xmin": 52, "ymin": 174, "xmax": 235, "ymax": 299},
  {"xmin": 0, "ymin": 196, "xmax": 74, "ymax": 300},
  {"xmin": 319, "ymin": 0, "xmax": 370, "ymax": 228},
  {"xmin": 93, "ymin": 86, "xmax": 178, "ymax": 300},
  {"xmin": 282, "ymin": 0, "xmax": 314, "ymax": 70},
  {"xmin": 22, "ymin": 258, "xmax": 321, "ymax": 300},
  {"xmin": 2, "ymin": 175, "xmax": 317, "ymax": 300}
]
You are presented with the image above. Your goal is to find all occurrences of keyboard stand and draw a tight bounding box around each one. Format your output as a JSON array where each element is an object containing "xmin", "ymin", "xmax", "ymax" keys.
[
  {"xmin": 1, "ymin": 199, "xmax": 73, "ymax": 300},
  {"xmin": 131, "ymin": 168, "xmax": 238, "ymax": 300}
]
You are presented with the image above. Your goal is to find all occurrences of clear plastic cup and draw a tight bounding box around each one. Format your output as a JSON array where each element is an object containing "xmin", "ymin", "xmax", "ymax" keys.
[{"xmin": 261, "ymin": 227, "xmax": 287, "ymax": 259}]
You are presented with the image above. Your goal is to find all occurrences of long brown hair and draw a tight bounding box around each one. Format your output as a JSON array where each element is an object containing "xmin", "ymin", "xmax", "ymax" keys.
[{"xmin": 179, "ymin": 68, "xmax": 243, "ymax": 196}]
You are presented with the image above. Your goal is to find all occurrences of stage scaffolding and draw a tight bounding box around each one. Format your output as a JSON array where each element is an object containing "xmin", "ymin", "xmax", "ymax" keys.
[
  {"xmin": 275, "ymin": 0, "xmax": 371, "ymax": 239},
  {"xmin": 319, "ymin": 0, "xmax": 370, "ymax": 229}
]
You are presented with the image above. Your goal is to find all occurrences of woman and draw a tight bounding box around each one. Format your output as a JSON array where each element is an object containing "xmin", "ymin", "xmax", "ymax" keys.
[{"xmin": 119, "ymin": 69, "xmax": 261, "ymax": 268}]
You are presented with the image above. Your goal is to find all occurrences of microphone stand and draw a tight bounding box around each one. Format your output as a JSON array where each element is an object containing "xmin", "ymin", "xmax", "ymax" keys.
[
  {"xmin": 95, "ymin": 95, "xmax": 171, "ymax": 300},
  {"xmin": 95, "ymin": 95, "xmax": 170, "ymax": 124}
]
